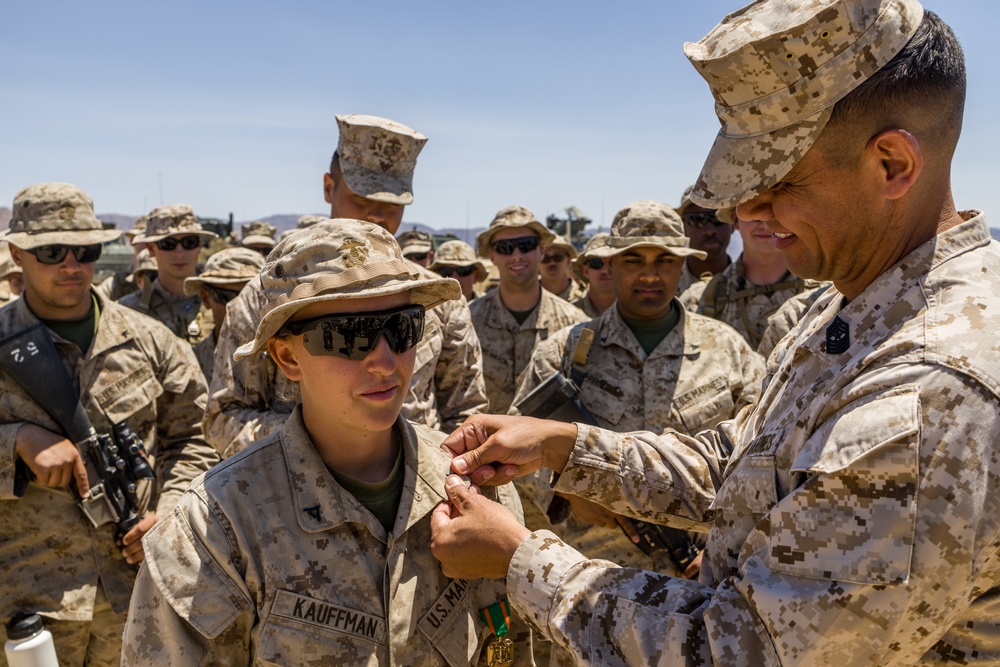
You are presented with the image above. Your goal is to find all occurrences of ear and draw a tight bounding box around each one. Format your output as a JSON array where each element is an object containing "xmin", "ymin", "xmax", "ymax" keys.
[
  {"xmin": 323, "ymin": 172, "xmax": 335, "ymax": 205},
  {"xmin": 200, "ymin": 287, "xmax": 212, "ymax": 305},
  {"xmin": 868, "ymin": 129, "xmax": 923, "ymax": 201},
  {"xmin": 267, "ymin": 337, "xmax": 304, "ymax": 382},
  {"xmin": 9, "ymin": 246, "xmax": 23, "ymax": 267},
  {"xmin": 146, "ymin": 244, "xmax": 158, "ymax": 259}
]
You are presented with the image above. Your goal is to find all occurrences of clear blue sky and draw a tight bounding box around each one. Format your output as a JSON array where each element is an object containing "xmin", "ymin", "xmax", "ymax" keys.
[{"xmin": 3, "ymin": 2, "xmax": 998, "ymax": 232}]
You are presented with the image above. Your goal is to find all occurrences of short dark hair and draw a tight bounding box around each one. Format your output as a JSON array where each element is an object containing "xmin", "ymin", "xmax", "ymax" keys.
[
  {"xmin": 329, "ymin": 150, "xmax": 340, "ymax": 176},
  {"xmin": 823, "ymin": 10, "xmax": 966, "ymax": 162}
]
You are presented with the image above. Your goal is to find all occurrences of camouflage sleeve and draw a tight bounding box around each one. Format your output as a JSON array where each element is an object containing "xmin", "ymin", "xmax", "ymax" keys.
[
  {"xmin": 152, "ymin": 332, "xmax": 220, "ymax": 514},
  {"xmin": 678, "ymin": 279, "xmax": 708, "ymax": 312},
  {"xmin": 730, "ymin": 339, "xmax": 765, "ymax": 412},
  {"xmin": 554, "ymin": 423, "xmax": 727, "ymax": 532},
  {"xmin": 510, "ymin": 369, "xmax": 1000, "ymax": 665},
  {"xmin": 203, "ymin": 285, "xmax": 290, "ymax": 457},
  {"xmin": 432, "ymin": 297, "xmax": 490, "ymax": 432},
  {"xmin": 122, "ymin": 496, "xmax": 254, "ymax": 665}
]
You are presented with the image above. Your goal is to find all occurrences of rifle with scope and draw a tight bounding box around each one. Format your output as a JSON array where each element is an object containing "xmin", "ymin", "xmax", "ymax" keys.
[{"xmin": 0, "ymin": 323, "xmax": 155, "ymax": 540}]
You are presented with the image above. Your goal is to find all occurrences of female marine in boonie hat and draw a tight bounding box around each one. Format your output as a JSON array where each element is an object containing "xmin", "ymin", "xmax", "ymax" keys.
[{"xmin": 124, "ymin": 219, "xmax": 531, "ymax": 665}]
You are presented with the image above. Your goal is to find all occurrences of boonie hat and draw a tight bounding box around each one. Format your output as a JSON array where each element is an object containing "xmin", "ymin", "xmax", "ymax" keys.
[
  {"xmin": 397, "ymin": 229, "xmax": 433, "ymax": 256},
  {"xmin": 591, "ymin": 201, "xmax": 707, "ymax": 260},
  {"xmin": 476, "ymin": 205, "xmax": 556, "ymax": 258},
  {"xmin": 544, "ymin": 237, "xmax": 578, "ymax": 260},
  {"xmin": 6, "ymin": 182, "xmax": 121, "ymax": 250},
  {"xmin": 184, "ymin": 247, "xmax": 265, "ymax": 295},
  {"xmin": 429, "ymin": 240, "xmax": 488, "ymax": 282},
  {"xmin": 572, "ymin": 233, "xmax": 609, "ymax": 282},
  {"xmin": 685, "ymin": 0, "xmax": 924, "ymax": 208},
  {"xmin": 135, "ymin": 204, "xmax": 219, "ymax": 243},
  {"xmin": 240, "ymin": 221, "xmax": 278, "ymax": 249},
  {"xmin": 129, "ymin": 249, "xmax": 158, "ymax": 281},
  {"xmin": 234, "ymin": 219, "xmax": 460, "ymax": 361},
  {"xmin": 336, "ymin": 114, "xmax": 428, "ymax": 206},
  {"xmin": 124, "ymin": 215, "xmax": 148, "ymax": 243},
  {"xmin": 297, "ymin": 214, "xmax": 327, "ymax": 229}
]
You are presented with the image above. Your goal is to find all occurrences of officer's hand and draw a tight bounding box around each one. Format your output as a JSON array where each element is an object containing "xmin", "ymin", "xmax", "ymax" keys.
[
  {"xmin": 430, "ymin": 476, "xmax": 531, "ymax": 579},
  {"xmin": 14, "ymin": 424, "xmax": 89, "ymax": 496},
  {"xmin": 443, "ymin": 415, "xmax": 578, "ymax": 487},
  {"xmin": 119, "ymin": 514, "xmax": 160, "ymax": 565}
]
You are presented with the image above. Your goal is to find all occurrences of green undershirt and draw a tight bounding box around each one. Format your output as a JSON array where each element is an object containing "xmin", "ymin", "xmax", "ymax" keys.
[
  {"xmin": 506, "ymin": 305, "xmax": 536, "ymax": 326},
  {"xmin": 329, "ymin": 441, "xmax": 405, "ymax": 534},
  {"xmin": 43, "ymin": 294, "xmax": 100, "ymax": 354},
  {"xmin": 621, "ymin": 305, "xmax": 680, "ymax": 356}
]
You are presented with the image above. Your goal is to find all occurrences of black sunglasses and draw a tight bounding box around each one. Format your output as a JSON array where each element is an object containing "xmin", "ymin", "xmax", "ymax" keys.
[
  {"xmin": 156, "ymin": 236, "xmax": 202, "ymax": 251},
  {"xmin": 682, "ymin": 212, "xmax": 725, "ymax": 229},
  {"xmin": 583, "ymin": 257, "xmax": 606, "ymax": 270},
  {"xmin": 436, "ymin": 265, "xmax": 477, "ymax": 278},
  {"xmin": 206, "ymin": 286, "xmax": 241, "ymax": 305},
  {"xmin": 280, "ymin": 304, "xmax": 426, "ymax": 360},
  {"xmin": 490, "ymin": 236, "xmax": 539, "ymax": 256},
  {"xmin": 406, "ymin": 252, "xmax": 430, "ymax": 262},
  {"xmin": 26, "ymin": 243, "xmax": 103, "ymax": 265},
  {"xmin": 541, "ymin": 252, "xmax": 568, "ymax": 264}
]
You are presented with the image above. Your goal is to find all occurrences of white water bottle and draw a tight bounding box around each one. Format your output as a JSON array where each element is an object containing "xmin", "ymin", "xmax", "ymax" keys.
[{"xmin": 4, "ymin": 613, "xmax": 58, "ymax": 667}]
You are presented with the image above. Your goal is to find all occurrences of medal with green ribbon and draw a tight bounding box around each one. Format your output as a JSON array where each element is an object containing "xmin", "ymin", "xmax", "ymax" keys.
[{"xmin": 480, "ymin": 600, "xmax": 514, "ymax": 667}]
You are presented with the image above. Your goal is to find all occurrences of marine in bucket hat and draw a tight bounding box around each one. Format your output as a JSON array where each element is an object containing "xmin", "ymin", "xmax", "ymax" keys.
[
  {"xmin": 239, "ymin": 220, "xmax": 278, "ymax": 254},
  {"xmin": 123, "ymin": 219, "xmax": 532, "ymax": 666},
  {"xmin": 430, "ymin": 3, "xmax": 1000, "ymax": 664},
  {"xmin": 675, "ymin": 185, "xmax": 733, "ymax": 296},
  {"xmin": 183, "ymin": 247, "xmax": 264, "ymax": 383},
  {"xmin": 396, "ymin": 228, "xmax": 434, "ymax": 267},
  {"xmin": 0, "ymin": 182, "xmax": 218, "ymax": 664},
  {"xmin": 469, "ymin": 205, "xmax": 585, "ymax": 414},
  {"xmin": 119, "ymin": 204, "xmax": 218, "ymax": 343},
  {"xmin": 430, "ymin": 239, "xmax": 488, "ymax": 301},
  {"xmin": 206, "ymin": 114, "xmax": 489, "ymax": 457},
  {"xmin": 570, "ymin": 233, "xmax": 615, "ymax": 317},
  {"xmin": 539, "ymin": 237, "xmax": 584, "ymax": 302}
]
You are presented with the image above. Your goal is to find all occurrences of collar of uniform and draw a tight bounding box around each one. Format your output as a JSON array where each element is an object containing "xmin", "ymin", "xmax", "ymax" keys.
[
  {"xmin": 796, "ymin": 211, "xmax": 990, "ymax": 360},
  {"xmin": 11, "ymin": 288, "xmax": 138, "ymax": 358},
  {"xmin": 482, "ymin": 285, "xmax": 542, "ymax": 331},
  {"xmin": 153, "ymin": 278, "xmax": 202, "ymax": 306},
  {"xmin": 398, "ymin": 421, "xmax": 460, "ymax": 535},
  {"xmin": 282, "ymin": 408, "xmax": 451, "ymax": 536},
  {"xmin": 599, "ymin": 299, "xmax": 698, "ymax": 358}
]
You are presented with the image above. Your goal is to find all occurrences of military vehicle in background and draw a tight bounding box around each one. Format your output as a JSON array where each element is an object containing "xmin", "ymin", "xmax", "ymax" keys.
[{"xmin": 545, "ymin": 206, "xmax": 592, "ymax": 248}]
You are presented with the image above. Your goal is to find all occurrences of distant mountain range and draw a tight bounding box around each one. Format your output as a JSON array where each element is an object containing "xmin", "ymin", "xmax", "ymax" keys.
[{"xmin": 2, "ymin": 207, "xmax": 999, "ymax": 249}]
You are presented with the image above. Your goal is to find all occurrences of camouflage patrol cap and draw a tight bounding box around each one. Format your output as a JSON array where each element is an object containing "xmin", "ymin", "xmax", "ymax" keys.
[
  {"xmin": 129, "ymin": 248, "xmax": 158, "ymax": 280},
  {"xmin": 429, "ymin": 240, "xmax": 488, "ymax": 282},
  {"xmin": 685, "ymin": 0, "xmax": 924, "ymax": 208},
  {"xmin": 335, "ymin": 114, "xmax": 428, "ymax": 206},
  {"xmin": 397, "ymin": 229, "xmax": 433, "ymax": 256},
  {"xmin": 234, "ymin": 219, "xmax": 460, "ymax": 361},
  {"xmin": 572, "ymin": 232, "xmax": 609, "ymax": 282},
  {"xmin": 184, "ymin": 247, "xmax": 265, "ymax": 295},
  {"xmin": 297, "ymin": 214, "xmax": 327, "ymax": 229},
  {"xmin": 475, "ymin": 205, "xmax": 557, "ymax": 258},
  {"xmin": 240, "ymin": 221, "xmax": 278, "ymax": 249},
  {"xmin": 136, "ymin": 204, "xmax": 219, "ymax": 243},
  {"xmin": 6, "ymin": 182, "xmax": 121, "ymax": 250},
  {"xmin": 591, "ymin": 200, "xmax": 707, "ymax": 259}
]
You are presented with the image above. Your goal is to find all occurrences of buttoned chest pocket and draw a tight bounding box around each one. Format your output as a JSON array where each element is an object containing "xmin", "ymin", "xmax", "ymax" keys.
[
  {"xmin": 92, "ymin": 361, "xmax": 162, "ymax": 427},
  {"xmin": 579, "ymin": 376, "xmax": 627, "ymax": 429},
  {"xmin": 766, "ymin": 386, "xmax": 920, "ymax": 586},
  {"xmin": 673, "ymin": 376, "xmax": 735, "ymax": 435},
  {"xmin": 257, "ymin": 591, "xmax": 384, "ymax": 666}
]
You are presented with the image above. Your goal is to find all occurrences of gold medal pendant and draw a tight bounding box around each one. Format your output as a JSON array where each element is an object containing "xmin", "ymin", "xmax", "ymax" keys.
[{"xmin": 486, "ymin": 635, "xmax": 514, "ymax": 667}]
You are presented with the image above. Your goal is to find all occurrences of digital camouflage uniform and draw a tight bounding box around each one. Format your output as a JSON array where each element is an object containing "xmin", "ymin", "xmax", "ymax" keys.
[
  {"xmin": 204, "ymin": 270, "xmax": 488, "ymax": 457},
  {"xmin": 555, "ymin": 279, "xmax": 586, "ymax": 303},
  {"xmin": 469, "ymin": 287, "xmax": 587, "ymax": 415},
  {"xmin": 0, "ymin": 292, "xmax": 219, "ymax": 663},
  {"xmin": 122, "ymin": 411, "xmax": 531, "ymax": 666},
  {"xmin": 118, "ymin": 280, "xmax": 213, "ymax": 344},
  {"xmin": 511, "ymin": 303, "xmax": 764, "ymax": 555},
  {"xmin": 680, "ymin": 254, "xmax": 821, "ymax": 351},
  {"xmin": 192, "ymin": 335, "xmax": 216, "ymax": 385},
  {"xmin": 570, "ymin": 291, "xmax": 600, "ymax": 318},
  {"xmin": 95, "ymin": 269, "xmax": 139, "ymax": 303},
  {"xmin": 507, "ymin": 213, "xmax": 1000, "ymax": 665},
  {"xmin": 757, "ymin": 283, "xmax": 830, "ymax": 359}
]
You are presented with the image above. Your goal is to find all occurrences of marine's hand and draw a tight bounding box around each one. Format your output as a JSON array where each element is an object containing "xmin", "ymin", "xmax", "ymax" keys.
[
  {"xmin": 14, "ymin": 423, "xmax": 89, "ymax": 496},
  {"xmin": 442, "ymin": 414, "xmax": 578, "ymax": 487},
  {"xmin": 430, "ymin": 475, "xmax": 531, "ymax": 579},
  {"xmin": 119, "ymin": 514, "xmax": 160, "ymax": 565}
]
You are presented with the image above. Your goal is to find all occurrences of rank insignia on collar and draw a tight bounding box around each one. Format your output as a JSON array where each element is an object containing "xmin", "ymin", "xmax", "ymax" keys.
[{"xmin": 826, "ymin": 315, "xmax": 850, "ymax": 354}]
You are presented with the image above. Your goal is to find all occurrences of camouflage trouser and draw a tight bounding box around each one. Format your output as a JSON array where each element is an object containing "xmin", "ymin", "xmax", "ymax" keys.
[{"xmin": 1, "ymin": 585, "xmax": 126, "ymax": 667}]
